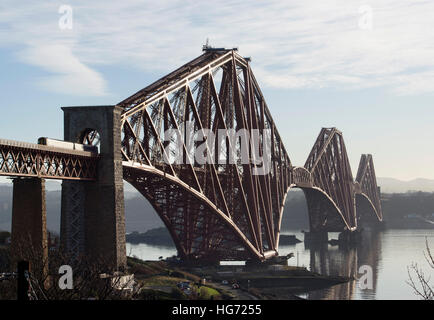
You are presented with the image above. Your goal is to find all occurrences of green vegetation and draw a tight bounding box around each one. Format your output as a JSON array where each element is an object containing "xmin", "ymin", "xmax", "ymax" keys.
[
  {"xmin": 127, "ymin": 256, "xmax": 168, "ymax": 278},
  {"xmin": 142, "ymin": 275, "xmax": 186, "ymax": 286},
  {"xmin": 198, "ymin": 286, "xmax": 220, "ymax": 299},
  {"xmin": 126, "ymin": 257, "xmax": 224, "ymax": 300},
  {"xmin": 138, "ymin": 288, "xmax": 174, "ymax": 300}
]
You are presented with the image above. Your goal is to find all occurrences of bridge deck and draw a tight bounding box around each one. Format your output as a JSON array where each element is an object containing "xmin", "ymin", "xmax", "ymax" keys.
[{"xmin": 0, "ymin": 138, "xmax": 98, "ymax": 180}]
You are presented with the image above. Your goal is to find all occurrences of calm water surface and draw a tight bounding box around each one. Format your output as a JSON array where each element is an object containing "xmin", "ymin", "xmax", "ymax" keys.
[{"xmin": 126, "ymin": 229, "xmax": 434, "ymax": 300}]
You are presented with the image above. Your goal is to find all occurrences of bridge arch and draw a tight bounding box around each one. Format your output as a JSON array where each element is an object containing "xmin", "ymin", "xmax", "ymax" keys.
[
  {"xmin": 290, "ymin": 166, "xmax": 352, "ymax": 232},
  {"xmin": 123, "ymin": 162, "xmax": 268, "ymax": 262},
  {"xmin": 284, "ymin": 183, "xmax": 352, "ymax": 233},
  {"xmin": 118, "ymin": 50, "xmax": 291, "ymax": 262},
  {"xmin": 355, "ymin": 193, "xmax": 382, "ymax": 228},
  {"xmin": 299, "ymin": 187, "xmax": 350, "ymax": 232}
]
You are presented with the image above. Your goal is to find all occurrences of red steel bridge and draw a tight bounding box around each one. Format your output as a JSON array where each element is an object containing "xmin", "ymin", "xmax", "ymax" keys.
[
  {"xmin": 0, "ymin": 139, "xmax": 97, "ymax": 181},
  {"xmin": 1, "ymin": 48, "xmax": 382, "ymax": 267}
]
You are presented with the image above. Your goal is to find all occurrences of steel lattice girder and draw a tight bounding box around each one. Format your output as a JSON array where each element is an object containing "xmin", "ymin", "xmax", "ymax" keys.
[
  {"xmin": 0, "ymin": 50, "xmax": 383, "ymax": 262},
  {"xmin": 118, "ymin": 49, "xmax": 383, "ymax": 261},
  {"xmin": 302, "ymin": 129, "xmax": 383, "ymax": 231},
  {"xmin": 119, "ymin": 50, "xmax": 291, "ymax": 261},
  {"xmin": 0, "ymin": 139, "xmax": 98, "ymax": 180},
  {"xmin": 303, "ymin": 128, "xmax": 357, "ymax": 231},
  {"xmin": 355, "ymin": 154, "xmax": 383, "ymax": 221}
]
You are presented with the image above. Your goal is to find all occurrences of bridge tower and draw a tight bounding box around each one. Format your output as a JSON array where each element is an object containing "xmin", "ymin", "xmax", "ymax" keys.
[{"xmin": 61, "ymin": 106, "xmax": 126, "ymax": 270}]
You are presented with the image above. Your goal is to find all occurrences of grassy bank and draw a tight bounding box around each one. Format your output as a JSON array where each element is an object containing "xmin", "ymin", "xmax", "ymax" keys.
[
  {"xmin": 127, "ymin": 257, "xmax": 234, "ymax": 300},
  {"xmin": 132, "ymin": 258, "xmax": 350, "ymax": 300}
]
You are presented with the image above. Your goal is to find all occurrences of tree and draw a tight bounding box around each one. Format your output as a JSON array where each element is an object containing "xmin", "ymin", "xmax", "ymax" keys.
[
  {"xmin": 1, "ymin": 235, "xmax": 144, "ymax": 300},
  {"xmin": 407, "ymin": 238, "xmax": 434, "ymax": 300}
]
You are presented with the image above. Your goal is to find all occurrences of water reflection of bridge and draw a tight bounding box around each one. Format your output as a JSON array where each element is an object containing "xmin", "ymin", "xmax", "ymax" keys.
[{"xmin": 306, "ymin": 229, "xmax": 382, "ymax": 300}]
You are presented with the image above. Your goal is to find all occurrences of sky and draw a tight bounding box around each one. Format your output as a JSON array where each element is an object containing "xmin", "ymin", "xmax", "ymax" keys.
[{"xmin": 1, "ymin": 0, "xmax": 434, "ymax": 181}]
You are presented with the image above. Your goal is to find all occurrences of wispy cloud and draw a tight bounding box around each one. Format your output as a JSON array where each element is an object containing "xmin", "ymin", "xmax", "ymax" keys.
[
  {"xmin": 19, "ymin": 45, "xmax": 107, "ymax": 96},
  {"xmin": 1, "ymin": 0, "xmax": 434, "ymax": 95}
]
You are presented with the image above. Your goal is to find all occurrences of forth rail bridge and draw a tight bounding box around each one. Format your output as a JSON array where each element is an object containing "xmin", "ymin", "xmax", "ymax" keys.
[{"xmin": 0, "ymin": 48, "xmax": 382, "ymax": 269}]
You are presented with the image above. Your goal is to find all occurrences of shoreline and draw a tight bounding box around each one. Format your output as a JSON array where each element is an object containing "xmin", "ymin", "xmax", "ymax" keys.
[{"xmin": 128, "ymin": 257, "xmax": 350, "ymax": 300}]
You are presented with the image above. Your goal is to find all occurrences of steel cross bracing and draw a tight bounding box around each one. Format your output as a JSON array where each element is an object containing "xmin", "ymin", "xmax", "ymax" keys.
[
  {"xmin": 298, "ymin": 128, "xmax": 382, "ymax": 232},
  {"xmin": 0, "ymin": 49, "xmax": 382, "ymax": 262},
  {"xmin": 120, "ymin": 50, "xmax": 291, "ymax": 261},
  {"xmin": 0, "ymin": 139, "xmax": 98, "ymax": 181},
  {"xmin": 118, "ymin": 49, "xmax": 382, "ymax": 262},
  {"xmin": 302, "ymin": 128, "xmax": 357, "ymax": 231},
  {"xmin": 355, "ymin": 154, "xmax": 383, "ymax": 221}
]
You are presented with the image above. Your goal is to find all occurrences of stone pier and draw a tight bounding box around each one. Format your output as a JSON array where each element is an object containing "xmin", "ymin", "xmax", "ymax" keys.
[
  {"xmin": 11, "ymin": 178, "xmax": 48, "ymax": 265},
  {"xmin": 61, "ymin": 106, "xmax": 126, "ymax": 270}
]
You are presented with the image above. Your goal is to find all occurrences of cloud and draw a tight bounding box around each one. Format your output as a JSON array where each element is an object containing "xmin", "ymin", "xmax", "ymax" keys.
[
  {"xmin": 19, "ymin": 45, "xmax": 107, "ymax": 96},
  {"xmin": 1, "ymin": 0, "xmax": 434, "ymax": 95}
]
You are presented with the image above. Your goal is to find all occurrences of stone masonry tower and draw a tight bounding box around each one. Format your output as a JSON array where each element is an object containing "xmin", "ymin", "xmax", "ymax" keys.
[{"xmin": 60, "ymin": 106, "xmax": 126, "ymax": 270}]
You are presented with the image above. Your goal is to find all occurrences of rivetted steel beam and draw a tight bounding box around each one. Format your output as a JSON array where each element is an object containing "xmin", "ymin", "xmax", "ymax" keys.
[{"xmin": 0, "ymin": 138, "xmax": 98, "ymax": 181}]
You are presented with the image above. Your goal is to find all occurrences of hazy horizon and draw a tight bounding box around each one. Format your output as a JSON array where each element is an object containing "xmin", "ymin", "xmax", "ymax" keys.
[{"xmin": 3, "ymin": 176, "xmax": 434, "ymax": 194}]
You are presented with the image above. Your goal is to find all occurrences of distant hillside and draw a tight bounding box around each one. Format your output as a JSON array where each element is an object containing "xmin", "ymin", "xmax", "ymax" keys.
[{"xmin": 377, "ymin": 177, "xmax": 434, "ymax": 193}]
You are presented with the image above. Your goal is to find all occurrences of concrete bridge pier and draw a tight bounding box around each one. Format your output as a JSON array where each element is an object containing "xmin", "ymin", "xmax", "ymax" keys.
[
  {"xmin": 61, "ymin": 105, "xmax": 126, "ymax": 270},
  {"xmin": 11, "ymin": 178, "xmax": 48, "ymax": 268}
]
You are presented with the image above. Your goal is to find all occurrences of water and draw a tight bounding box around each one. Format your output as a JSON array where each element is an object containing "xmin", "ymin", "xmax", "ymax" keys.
[
  {"xmin": 126, "ymin": 243, "xmax": 177, "ymax": 261},
  {"xmin": 126, "ymin": 229, "xmax": 434, "ymax": 300}
]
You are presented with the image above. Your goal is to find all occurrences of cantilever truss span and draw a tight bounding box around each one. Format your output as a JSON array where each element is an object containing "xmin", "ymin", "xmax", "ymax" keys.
[
  {"xmin": 118, "ymin": 49, "xmax": 382, "ymax": 262},
  {"xmin": 355, "ymin": 154, "xmax": 383, "ymax": 222},
  {"xmin": 301, "ymin": 128, "xmax": 357, "ymax": 232},
  {"xmin": 119, "ymin": 50, "xmax": 291, "ymax": 261},
  {"xmin": 293, "ymin": 129, "xmax": 383, "ymax": 232}
]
